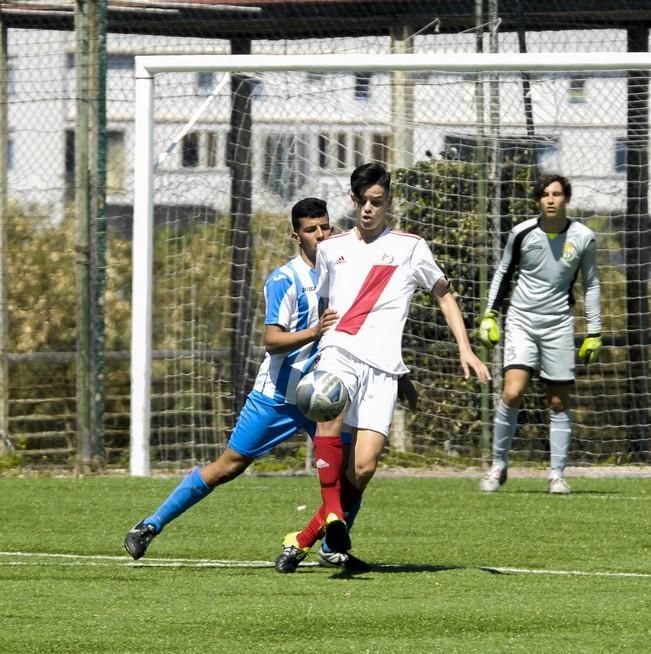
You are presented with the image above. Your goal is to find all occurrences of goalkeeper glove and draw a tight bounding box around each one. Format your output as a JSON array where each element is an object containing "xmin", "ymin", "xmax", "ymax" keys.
[
  {"xmin": 478, "ymin": 310, "xmax": 500, "ymax": 350},
  {"xmin": 578, "ymin": 334, "xmax": 602, "ymax": 365}
]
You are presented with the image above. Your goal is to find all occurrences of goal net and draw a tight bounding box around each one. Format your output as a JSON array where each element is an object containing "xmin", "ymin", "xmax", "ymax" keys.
[{"xmin": 130, "ymin": 52, "xmax": 651, "ymax": 475}]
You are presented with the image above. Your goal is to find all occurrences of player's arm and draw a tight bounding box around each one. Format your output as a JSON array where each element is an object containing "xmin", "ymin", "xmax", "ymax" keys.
[
  {"xmin": 578, "ymin": 237, "xmax": 602, "ymax": 364},
  {"xmin": 433, "ymin": 283, "xmax": 492, "ymax": 383},
  {"xmin": 477, "ymin": 229, "xmax": 517, "ymax": 349},
  {"xmin": 264, "ymin": 308, "xmax": 338, "ymax": 354}
]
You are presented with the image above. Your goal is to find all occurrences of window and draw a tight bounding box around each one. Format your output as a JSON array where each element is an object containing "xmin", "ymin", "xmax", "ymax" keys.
[
  {"xmin": 353, "ymin": 133, "xmax": 364, "ymax": 168},
  {"xmin": 196, "ymin": 71, "xmax": 214, "ymax": 94},
  {"xmin": 263, "ymin": 133, "xmax": 308, "ymax": 201},
  {"xmin": 67, "ymin": 53, "xmax": 134, "ymax": 71},
  {"xmin": 615, "ymin": 137, "xmax": 627, "ymax": 175},
  {"xmin": 318, "ymin": 133, "xmax": 330, "ymax": 169},
  {"xmin": 65, "ymin": 129, "xmax": 75, "ymax": 200},
  {"xmin": 182, "ymin": 132, "xmax": 200, "ymax": 168},
  {"xmin": 371, "ymin": 133, "xmax": 391, "ymax": 167},
  {"xmin": 206, "ymin": 132, "xmax": 220, "ymax": 168},
  {"xmin": 335, "ymin": 133, "xmax": 347, "ymax": 169},
  {"xmin": 107, "ymin": 54, "xmax": 134, "ymax": 71},
  {"xmin": 354, "ymin": 73, "xmax": 372, "ymax": 101},
  {"xmin": 568, "ymin": 75, "xmax": 586, "ymax": 103},
  {"xmin": 106, "ymin": 131, "xmax": 125, "ymax": 193}
]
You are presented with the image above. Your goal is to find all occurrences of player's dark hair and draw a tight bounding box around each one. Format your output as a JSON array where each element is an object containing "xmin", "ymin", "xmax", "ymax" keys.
[
  {"xmin": 291, "ymin": 197, "xmax": 329, "ymax": 232},
  {"xmin": 350, "ymin": 162, "xmax": 391, "ymax": 200},
  {"xmin": 533, "ymin": 174, "xmax": 572, "ymax": 201}
]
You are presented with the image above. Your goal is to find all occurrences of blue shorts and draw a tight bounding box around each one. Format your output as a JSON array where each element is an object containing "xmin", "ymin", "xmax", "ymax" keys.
[{"xmin": 227, "ymin": 390, "xmax": 351, "ymax": 458}]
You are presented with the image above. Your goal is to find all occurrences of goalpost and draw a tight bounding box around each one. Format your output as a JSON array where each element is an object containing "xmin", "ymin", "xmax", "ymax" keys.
[{"xmin": 130, "ymin": 52, "xmax": 651, "ymax": 476}]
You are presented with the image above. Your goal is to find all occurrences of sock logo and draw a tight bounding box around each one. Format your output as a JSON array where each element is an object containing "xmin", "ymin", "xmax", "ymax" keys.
[{"xmin": 315, "ymin": 458, "xmax": 330, "ymax": 469}]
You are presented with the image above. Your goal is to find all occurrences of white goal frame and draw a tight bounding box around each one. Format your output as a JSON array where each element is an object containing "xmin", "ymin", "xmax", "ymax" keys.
[{"xmin": 130, "ymin": 51, "xmax": 651, "ymax": 476}]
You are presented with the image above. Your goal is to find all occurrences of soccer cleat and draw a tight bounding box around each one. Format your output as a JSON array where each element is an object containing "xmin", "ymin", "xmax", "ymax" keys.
[
  {"xmin": 318, "ymin": 547, "xmax": 371, "ymax": 573},
  {"xmin": 124, "ymin": 520, "xmax": 158, "ymax": 560},
  {"xmin": 548, "ymin": 477, "xmax": 572, "ymax": 495},
  {"xmin": 274, "ymin": 532, "xmax": 310, "ymax": 574},
  {"xmin": 479, "ymin": 464, "xmax": 508, "ymax": 492},
  {"xmin": 323, "ymin": 513, "xmax": 351, "ymax": 553}
]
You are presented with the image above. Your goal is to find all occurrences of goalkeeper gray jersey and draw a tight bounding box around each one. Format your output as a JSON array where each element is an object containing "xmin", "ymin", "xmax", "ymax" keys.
[{"xmin": 487, "ymin": 217, "xmax": 601, "ymax": 334}]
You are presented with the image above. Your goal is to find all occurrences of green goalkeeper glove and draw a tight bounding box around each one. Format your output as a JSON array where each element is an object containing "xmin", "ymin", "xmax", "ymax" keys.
[
  {"xmin": 478, "ymin": 310, "xmax": 500, "ymax": 350},
  {"xmin": 578, "ymin": 334, "xmax": 602, "ymax": 365}
]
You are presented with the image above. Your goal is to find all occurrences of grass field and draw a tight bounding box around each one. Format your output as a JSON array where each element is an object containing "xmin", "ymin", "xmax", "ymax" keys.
[{"xmin": 1, "ymin": 473, "xmax": 650, "ymax": 653}]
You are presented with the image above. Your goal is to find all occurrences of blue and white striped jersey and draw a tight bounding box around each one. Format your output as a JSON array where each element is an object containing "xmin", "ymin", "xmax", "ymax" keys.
[{"xmin": 252, "ymin": 255, "xmax": 320, "ymax": 404}]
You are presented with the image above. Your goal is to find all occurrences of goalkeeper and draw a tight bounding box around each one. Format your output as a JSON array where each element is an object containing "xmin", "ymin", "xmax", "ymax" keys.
[{"xmin": 478, "ymin": 174, "xmax": 602, "ymax": 495}]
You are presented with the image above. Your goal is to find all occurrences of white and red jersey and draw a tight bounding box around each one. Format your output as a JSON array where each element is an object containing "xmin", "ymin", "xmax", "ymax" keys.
[{"xmin": 315, "ymin": 227, "xmax": 446, "ymax": 374}]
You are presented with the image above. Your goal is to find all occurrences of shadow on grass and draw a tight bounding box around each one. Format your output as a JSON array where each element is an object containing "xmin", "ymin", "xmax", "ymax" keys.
[{"xmin": 326, "ymin": 563, "xmax": 515, "ymax": 578}]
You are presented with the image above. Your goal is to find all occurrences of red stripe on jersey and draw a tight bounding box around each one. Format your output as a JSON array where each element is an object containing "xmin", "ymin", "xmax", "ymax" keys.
[{"xmin": 335, "ymin": 264, "xmax": 397, "ymax": 335}]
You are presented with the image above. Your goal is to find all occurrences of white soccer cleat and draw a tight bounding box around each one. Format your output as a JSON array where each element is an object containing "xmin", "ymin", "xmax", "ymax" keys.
[
  {"xmin": 479, "ymin": 463, "xmax": 507, "ymax": 492},
  {"xmin": 548, "ymin": 477, "xmax": 572, "ymax": 495}
]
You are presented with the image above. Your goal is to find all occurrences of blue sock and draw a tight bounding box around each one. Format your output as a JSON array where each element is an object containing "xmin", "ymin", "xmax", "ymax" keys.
[
  {"xmin": 322, "ymin": 497, "xmax": 362, "ymax": 553},
  {"xmin": 143, "ymin": 467, "xmax": 213, "ymax": 533}
]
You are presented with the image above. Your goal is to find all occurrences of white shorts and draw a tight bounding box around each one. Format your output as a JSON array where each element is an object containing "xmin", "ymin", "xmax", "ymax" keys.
[
  {"xmin": 315, "ymin": 345, "xmax": 398, "ymax": 437},
  {"xmin": 503, "ymin": 310, "xmax": 575, "ymax": 383}
]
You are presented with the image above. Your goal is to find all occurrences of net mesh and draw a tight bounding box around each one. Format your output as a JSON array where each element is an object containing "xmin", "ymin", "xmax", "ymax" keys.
[
  {"xmin": 142, "ymin": 54, "xmax": 649, "ymax": 471},
  {"xmin": 1, "ymin": 9, "xmax": 649, "ymax": 470}
]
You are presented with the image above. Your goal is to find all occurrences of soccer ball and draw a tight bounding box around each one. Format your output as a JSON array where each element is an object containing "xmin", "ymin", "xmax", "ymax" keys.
[{"xmin": 295, "ymin": 370, "xmax": 348, "ymax": 422}]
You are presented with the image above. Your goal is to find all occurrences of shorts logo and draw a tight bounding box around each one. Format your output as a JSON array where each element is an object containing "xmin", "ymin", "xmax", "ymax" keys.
[
  {"xmin": 562, "ymin": 242, "xmax": 577, "ymax": 261},
  {"xmin": 315, "ymin": 458, "xmax": 330, "ymax": 469},
  {"xmin": 505, "ymin": 346, "xmax": 517, "ymax": 362}
]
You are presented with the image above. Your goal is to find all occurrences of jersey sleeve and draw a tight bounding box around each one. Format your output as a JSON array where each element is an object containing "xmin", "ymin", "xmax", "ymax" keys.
[
  {"xmin": 487, "ymin": 228, "xmax": 517, "ymax": 312},
  {"xmin": 264, "ymin": 269, "xmax": 296, "ymax": 329},
  {"xmin": 410, "ymin": 238, "xmax": 446, "ymax": 290},
  {"xmin": 315, "ymin": 245, "xmax": 329, "ymax": 299},
  {"xmin": 580, "ymin": 236, "xmax": 602, "ymax": 334}
]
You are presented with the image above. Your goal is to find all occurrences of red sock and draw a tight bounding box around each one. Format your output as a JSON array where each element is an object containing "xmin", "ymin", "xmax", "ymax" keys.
[
  {"xmin": 296, "ymin": 505, "xmax": 326, "ymax": 549},
  {"xmin": 313, "ymin": 435, "xmax": 344, "ymax": 519}
]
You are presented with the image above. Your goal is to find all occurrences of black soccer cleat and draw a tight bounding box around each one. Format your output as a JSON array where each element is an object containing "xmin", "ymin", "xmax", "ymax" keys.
[
  {"xmin": 274, "ymin": 532, "xmax": 310, "ymax": 573},
  {"xmin": 124, "ymin": 520, "xmax": 158, "ymax": 560},
  {"xmin": 318, "ymin": 547, "xmax": 371, "ymax": 574},
  {"xmin": 323, "ymin": 513, "xmax": 351, "ymax": 554}
]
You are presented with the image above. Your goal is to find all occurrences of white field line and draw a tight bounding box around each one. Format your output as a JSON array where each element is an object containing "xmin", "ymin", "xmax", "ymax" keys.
[
  {"xmin": 0, "ymin": 551, "xmax": 649, "ymax": 578},
  {"xmin": 588, "ymin": 495, "xmax": 651, "ymax": 501},
  {"xmin": 484, "ymin": 566, "xmax": 651, "ymax": 579}
]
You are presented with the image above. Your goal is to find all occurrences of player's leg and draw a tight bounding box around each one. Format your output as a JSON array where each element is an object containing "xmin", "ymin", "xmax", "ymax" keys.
[
  {"xmin": 321, "ymin": 371, "xmax": 394, "ymax": 559},
  {"xmin": 540, "ymin": 316, "xmax": 575, "ymax": 494},
  {"xmin": 295, "ymin": 439, "xmax": 360, "ymax": 548},
  {"xmin": 481, "ymin": 315, "xmax": 536, "ymax": 492},
  {"xmin": 125, "ymin": 391, "xmax": 305, "ymax": 559},
  {"xmin": 290, "ymin": 434, "xmax": 380, "ymax": 574},
  {"xmin": 480, "ymin": 367, "xmax": 530, "ymax": 492},
  {"xmin": 314, "ymin": 414, "xmax": 347, "ymax": 516},
  {"xmin": 546, "ymin": 383, "xmax": 573, "ymax": 493},
  {"xmin": 309, "ymin": 347, "xmax": 363, "ymax": 552},
  {"xmin": 123, "ymin": 449, "xmax": 253, "ymax": 560},
  {"xmin": 277, "ymin": 440, "xmax": 367, "ymax": 574}
]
